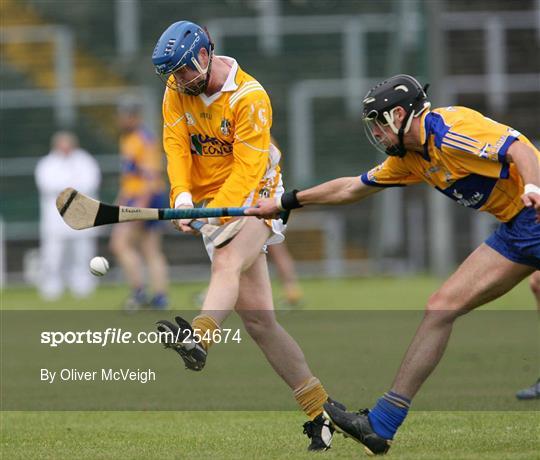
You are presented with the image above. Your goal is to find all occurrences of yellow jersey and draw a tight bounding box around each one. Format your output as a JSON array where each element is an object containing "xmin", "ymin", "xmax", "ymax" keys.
[
  {"xmin": 119, "ymin": 127, "xmax": 165, "ymax": 198},
  {"xmin": 162, "ymin": 56, "xmax": 281, "ymax": 209},
  {"xmin": 361, "ymin": 106, "xmax": 540, "ymax": 222}
]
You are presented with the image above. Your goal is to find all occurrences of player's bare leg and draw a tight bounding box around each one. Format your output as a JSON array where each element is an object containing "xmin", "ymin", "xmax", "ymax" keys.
[
  {"xmin": 234, "ymin": 252, "xmax": 343, "ymax": 450},
  {"xmin": 199, "ymin": 217, "xmax": 270, "ymax": 325},
  {"xmin": 156, "ymin": 219, "xmax": 269, "ymax": 370},
  {"xmin": 392, "ymin": 244, "xmax": 534, "ymax": 399},
  {"xmin": 139, "ymin": 230, "xmax": 169, "ymax": 308},
  {"xmin": 515, "ymin": 271, "xmax": 540, "ymax": 400},
  {"xmin": 158, "ymin": 217, "xmax": 341, "ymax": 450},
  {"xmin": 530, "ymin": 271, "xmax": 540, "ymax": 307},
  {"xmin": 200, "ymin": 219, "xmax": 314, "ymax": 389},
  {"xmin": 324, "ymin": 244, "xmax": 534, "ymax": 455},
  {"xmin": 157, "ymin": 218, "xmax": 271, "ymax": 370},
  {"xmin": 109, "ymin": 222, "xmax": 147, "ymax": 307},
  {"xmin": 235, "ymin": 252, "xmax": 312, "ymax": 388}
]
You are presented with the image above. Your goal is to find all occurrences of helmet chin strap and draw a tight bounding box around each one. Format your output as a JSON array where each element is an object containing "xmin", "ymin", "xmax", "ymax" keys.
[
  {"xmin": 385, "ymin": 110, "xmax": 413, "ymax": 157},
  {"xmin": 201, "ymin": 53, "xmax": 213, "ymax": 92},
  {"xmin": 183, "ymin": 52, "xmax": 213, "ymax": 96}
]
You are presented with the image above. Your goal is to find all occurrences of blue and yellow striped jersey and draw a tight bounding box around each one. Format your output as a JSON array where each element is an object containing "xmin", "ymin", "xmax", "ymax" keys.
[
  {"xmin": 119, "ymin": 127, "xmax": 165, "ymax": 198},
  {"xmin": 361, "ymin": 106, "xmax": 540, "ymax": 222}
]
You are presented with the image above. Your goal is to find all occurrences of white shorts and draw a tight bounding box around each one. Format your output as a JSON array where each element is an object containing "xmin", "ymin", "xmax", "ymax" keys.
[
  {"xmin": 203, "ymin": 216, "xmax": 285, "ymax": 261},
  {"xmin": 203, "ymin": 153, "xmax": 285, "ymax": 260}
]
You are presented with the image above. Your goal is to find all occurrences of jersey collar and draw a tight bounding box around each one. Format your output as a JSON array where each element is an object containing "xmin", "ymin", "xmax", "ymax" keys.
[
  {"xmin": 198, "ymin": 56, "xmax": 239, "ymax": 106},
  {"xmin": 219, "ymin": 56, "xmax": 240, "ymax": 92},
  {"xmin": 419, "ymin": 110, "xmax": 431, "ymax": 161},
  {"xmin": 419, "ymin": 110, "xmax": 430, "ymax": 146}
]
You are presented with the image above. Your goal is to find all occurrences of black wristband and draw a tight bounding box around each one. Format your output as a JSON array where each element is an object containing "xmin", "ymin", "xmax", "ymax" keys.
[{"xmin": 280, "ymin": 189, "xmax": 303, "ymax": 210}]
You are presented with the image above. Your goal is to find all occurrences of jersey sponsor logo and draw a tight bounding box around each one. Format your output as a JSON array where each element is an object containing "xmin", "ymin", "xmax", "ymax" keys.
[
  {"xmin": 451, "ymin": 189, "xmax": 484, "ymax": 208},
  {"xmin": 437, "ymin": 174, "xmax": 496, "ymax": 209},
  {"xmin": 190, "ymin": 134, "xmax": 233, "ymax": 157}
]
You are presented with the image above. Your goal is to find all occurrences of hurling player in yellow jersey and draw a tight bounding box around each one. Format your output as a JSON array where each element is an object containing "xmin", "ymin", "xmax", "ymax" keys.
[
  {"xmin": 151, "ymin": 21, "xmax": 342, "ymax": 451},
  {"xmin": 109, "ymin": 99, "xmax": 169, "ymax": 310},
  {"xmin": 249, "ymin": 75, "xmax": 540, "ymax": 455}
]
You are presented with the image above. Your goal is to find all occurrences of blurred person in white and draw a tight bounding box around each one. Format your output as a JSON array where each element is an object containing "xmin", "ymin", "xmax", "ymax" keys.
[{"xmin": 35, "ymin": 131, "xmax": 101, "ymax": 300}]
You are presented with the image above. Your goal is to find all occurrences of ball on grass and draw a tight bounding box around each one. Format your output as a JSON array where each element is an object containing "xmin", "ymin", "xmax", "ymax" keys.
[{"xmin": 89, "ymin": 256, "xmax": 109, "ymax": 276}]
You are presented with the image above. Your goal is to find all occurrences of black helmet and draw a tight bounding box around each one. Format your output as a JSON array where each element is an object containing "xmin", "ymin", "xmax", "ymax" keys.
[{"xmin": 363, "ymin": 74, "xmax": 430, "ymax": 157}]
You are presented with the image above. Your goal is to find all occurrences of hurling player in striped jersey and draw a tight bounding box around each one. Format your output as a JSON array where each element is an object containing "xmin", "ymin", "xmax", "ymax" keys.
[{"xmin": 249, "ymin": 74, "xmax": 540, "ymax": 455}]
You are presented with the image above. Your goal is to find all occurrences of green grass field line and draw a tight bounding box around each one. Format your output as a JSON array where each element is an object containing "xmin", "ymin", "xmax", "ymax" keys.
[
  {"xmin": 1, "ymin": 411, "xmax": 538, "ymax": 459},
  {"xmin": 1, "ymin": 276, "xmax": 535, "ymax": 310}
]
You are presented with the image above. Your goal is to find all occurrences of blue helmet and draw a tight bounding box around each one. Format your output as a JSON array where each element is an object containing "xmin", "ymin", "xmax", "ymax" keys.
[{"xmin": 152, "ymin": 21, "xmax": 214, "ymax": 95}]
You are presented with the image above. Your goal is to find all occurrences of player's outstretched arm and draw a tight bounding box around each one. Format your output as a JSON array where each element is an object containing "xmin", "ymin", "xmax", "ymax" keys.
[
  {"xmin": 297, "ymin": 176, "xmax": 381, "ymax": 206},
  {"xmin": 506, "ymin": 142, "xmax": 540, "ymax": 220},
  {"xmin": 247, "ymin": 176, "xmax": 381, "ymax": 219}
]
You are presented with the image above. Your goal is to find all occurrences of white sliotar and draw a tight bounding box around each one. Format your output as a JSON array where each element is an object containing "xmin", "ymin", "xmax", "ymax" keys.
[{"xmin": 89, "ymin": 256, "xmax": 110, "ymax": 276}]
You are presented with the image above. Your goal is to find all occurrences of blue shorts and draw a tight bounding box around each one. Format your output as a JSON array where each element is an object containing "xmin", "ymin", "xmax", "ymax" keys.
[
  {"xmin": 125, "ymin": 192, "xmax": 168, "ymax": 230},
  {"xmin": 485, "ymin": 207, "xmax": 540, "ymax": 269}
]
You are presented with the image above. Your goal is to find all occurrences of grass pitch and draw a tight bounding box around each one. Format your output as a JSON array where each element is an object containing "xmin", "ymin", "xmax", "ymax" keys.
[
  {"xmin": 2, "ymin": 411, "xmax": 538, "ymax": 459},
  {"xmin": 1, "ymin": 276, "xmax": 538, "ymax": 459},
  {"xmin": 1, "ymin": 275, "xmax": 535, "ymax": 310}
]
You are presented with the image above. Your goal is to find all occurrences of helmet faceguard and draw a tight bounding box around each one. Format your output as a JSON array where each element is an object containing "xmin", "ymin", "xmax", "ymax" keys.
[
  {"xmin": 163, "ymin": 55, "xmax": 213, "ymax": 96},
  {"xmin": 152, "ymin": 21, "xmax": 214, "ymax": 96},
  {"xmin": 362, "ymin": 75, "xmax": 431, "ymax": 157}
]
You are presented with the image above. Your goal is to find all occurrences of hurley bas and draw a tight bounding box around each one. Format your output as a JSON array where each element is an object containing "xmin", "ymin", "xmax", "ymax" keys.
[{"xmin": 41, "ymin": 368, "xmax": 156, "ymax": 384}]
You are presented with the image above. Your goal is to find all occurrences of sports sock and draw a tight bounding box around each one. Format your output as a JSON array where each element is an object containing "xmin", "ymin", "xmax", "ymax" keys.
[
  {"xmin": 368, "ymin": 391, "xmax": 411, "ymax": 440},
  {"xmin": 294, "ymin": 377, "xmax": 329, "ymax": 420},
  {"xmin": 191, "ymin": 314, "xmax": 220, "ymax": 352}
]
